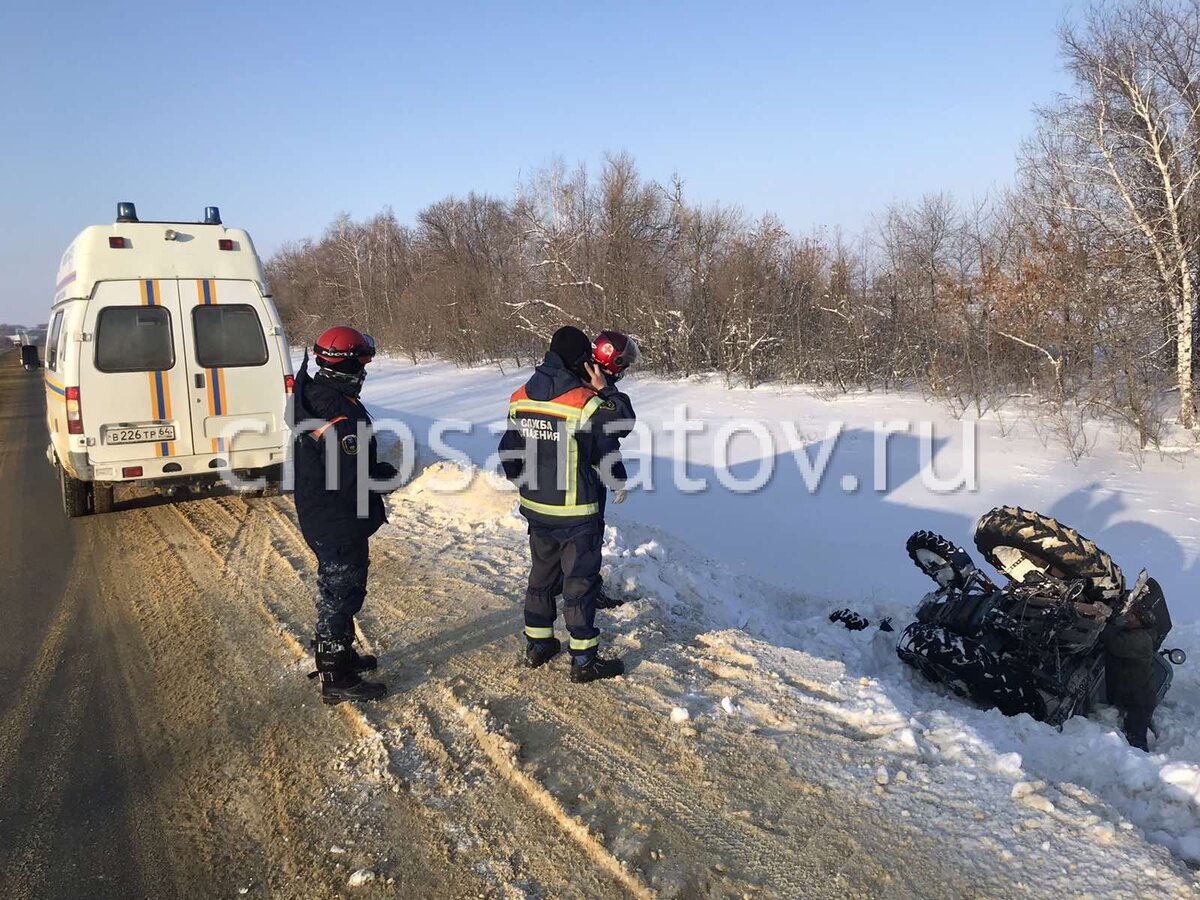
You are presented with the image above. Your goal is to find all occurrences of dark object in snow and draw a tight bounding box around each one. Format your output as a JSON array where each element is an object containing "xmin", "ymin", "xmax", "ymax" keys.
[
  {"xmin": 829, "ymin": 608, "xmax": 869, "ymax": 631},
  {"xmin": 878, "ymin": 617, "xmax": 894, "ymax": 633},
  {"xmin": 897, "ymin": 509, "xmax": 1185, "ymax": 736}
]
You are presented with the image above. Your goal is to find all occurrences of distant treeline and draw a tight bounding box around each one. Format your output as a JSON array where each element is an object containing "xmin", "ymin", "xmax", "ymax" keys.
[{"xmin": 268, "ymin": 1, "xmax": 1200, "ymax": 449}]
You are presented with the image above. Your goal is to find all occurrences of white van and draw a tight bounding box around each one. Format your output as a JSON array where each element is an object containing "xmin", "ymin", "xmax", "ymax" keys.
[{"xmin": 46, "ymin": 202, "xmax": 294, "ymax": 516}]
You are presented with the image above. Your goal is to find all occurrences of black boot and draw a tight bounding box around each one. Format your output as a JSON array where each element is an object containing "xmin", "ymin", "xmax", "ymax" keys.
[
  {"xmin": 525, "ymin": 637, "xmax": 562, "ymax": 669},
  {"xmin": 594, "ymin": 590, "xmax": 627, "ymax": 610},
  {"xmin": 314, "ymin": 637, "xmax": 387, "ymax": 705},
  {"xmin": 309, "ymin": 638, "xmax": 378, "ymax": 673},
  {"xmin": 348, "ymin": 644, "xmax": 378, "ymax": 672},
  {"xmin": 569, "ymin": 654, "xmax": 625, "ymax": 683},
  {"xmin": 1124, "ymin": 706, "xmax": 1153, "ymax": 752}
]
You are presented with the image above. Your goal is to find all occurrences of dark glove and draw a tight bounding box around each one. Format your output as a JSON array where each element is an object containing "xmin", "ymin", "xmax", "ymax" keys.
[
  {"xmin": 829, "ymin": 608, "xmax": 869, "ymax": 631},
  {"xmin": 371, "ymin": 461, "xmax": 399, "ymax": 482}
]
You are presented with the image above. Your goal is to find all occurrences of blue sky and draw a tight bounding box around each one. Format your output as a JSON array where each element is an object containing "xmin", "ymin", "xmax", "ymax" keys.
[{"xmin": 0, "ymin": 0, "xmax": 1071, "ymax": 324}]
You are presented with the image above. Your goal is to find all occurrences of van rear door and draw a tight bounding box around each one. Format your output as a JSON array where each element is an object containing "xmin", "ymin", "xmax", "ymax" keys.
[
  {"xmin": 80, "ymin": 280, "xmax": 195, "ymax": 462},
  {"xmin": 179, "ymin": 279, "xmax": 286, "ymax": 455}
]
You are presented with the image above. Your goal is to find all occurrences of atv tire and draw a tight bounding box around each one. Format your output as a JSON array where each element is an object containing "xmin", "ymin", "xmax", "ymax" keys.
[
  {"xmin": 974, "ymin": 506, "xmax": 1124, "ymax": 606},
  {"xmin": 897, "ymin": 623, "xmax": 1046, "ymax": 719},
  {"xmin": 906, "ymin": 531, "xmax": 977, "ymax": 588}
]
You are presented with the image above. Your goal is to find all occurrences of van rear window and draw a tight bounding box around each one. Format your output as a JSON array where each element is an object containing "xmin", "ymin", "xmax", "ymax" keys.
[
  {"xmin": 193, "ymin": 305, "xmax": 268, "ymax": 368},
  {"xmin": 95, "ymin": 307, "xmax": 175, "ymax": 372}
]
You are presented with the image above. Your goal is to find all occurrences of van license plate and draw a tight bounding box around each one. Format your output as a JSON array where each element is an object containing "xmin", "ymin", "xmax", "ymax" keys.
[{"xmin": 106, "ymin": 425, "xmax": 176, "ymax": 445}]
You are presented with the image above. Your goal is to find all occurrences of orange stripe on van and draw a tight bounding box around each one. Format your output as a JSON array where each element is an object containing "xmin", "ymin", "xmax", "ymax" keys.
[
  {"xmin": 147, "ymin": 371, "xmax": 162, "ymax": 457},
  {"xmin": 214, "ymin": 366, "xmax": 228, "ymax": 453},
  {"xmin": 197, "ymin": 278, "xmax": 228, "ymax": 454},
  {"xmin": 139, "ymin": 279, "xmax": 173, "ymax": 457},
  {"xmin": 160, "ymin": 366, "xmax": 175, "ymax": 457}
]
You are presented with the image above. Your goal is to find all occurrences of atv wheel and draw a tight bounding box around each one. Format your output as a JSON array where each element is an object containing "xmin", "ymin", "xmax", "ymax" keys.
[
  {"xmin": 906, "ymin": 531, "xmax": 976, "ymax": 588},
  {"xmin": 897, "ymin": 623, "xmax": 1045, "ymax": 719},
  {"xmin": 974, "ymin": 506, "xmax": 1124, "ymax": 606}
]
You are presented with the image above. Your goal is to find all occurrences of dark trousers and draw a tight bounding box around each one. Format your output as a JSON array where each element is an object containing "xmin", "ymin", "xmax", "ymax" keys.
[
  {"xmin": 525, "ymin": 521, "xmax": 603, "ymax": 661},
  {"xmin": 1103, "ymin": 627, "xmax": 1158, "ymax": 749},
  {"xmin": 310, "ymin": 538, "xmax": 370, "ymax": 639}
]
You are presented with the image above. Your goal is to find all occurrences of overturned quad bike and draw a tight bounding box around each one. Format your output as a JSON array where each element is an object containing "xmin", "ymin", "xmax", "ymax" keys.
[{"xmin": 897, "ymin": 507, "xmax": 1186, "ymax": 727}]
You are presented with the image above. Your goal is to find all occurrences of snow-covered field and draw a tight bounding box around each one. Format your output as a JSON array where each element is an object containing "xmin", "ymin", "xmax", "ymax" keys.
[{"xmin": 344, "ymin": 355, "xmax": 1200, "ymax": 870}]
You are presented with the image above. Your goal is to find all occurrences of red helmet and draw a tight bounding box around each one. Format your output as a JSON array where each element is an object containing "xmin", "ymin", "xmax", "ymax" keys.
[
  {"xmin": 313, "ymin": 326, "xmax": 376, "ymax": 366},
  {"xmin": 592, "ymin": 331, "xmax": 640, "ymax": 378}
]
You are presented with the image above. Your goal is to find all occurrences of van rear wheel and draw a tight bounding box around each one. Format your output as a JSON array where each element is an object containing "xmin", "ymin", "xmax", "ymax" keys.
[
  {"xmin": 60, "ymin": 465, "xmax": 92, "ymax": 518},
  {"xmin": 92, "ymin": 482, "xmax": 115, "ymax": 514}
]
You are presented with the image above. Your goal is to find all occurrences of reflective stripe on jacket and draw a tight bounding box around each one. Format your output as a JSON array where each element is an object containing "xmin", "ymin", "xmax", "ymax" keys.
[{"xmin": 507, "ymin": 384, "xmax": 605, "ymax": 519}]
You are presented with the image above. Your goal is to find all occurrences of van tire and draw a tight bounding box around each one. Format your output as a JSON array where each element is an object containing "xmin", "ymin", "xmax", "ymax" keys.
[
  {"xmin": 60, "ymin": 466, "xmax": 92, "ymax": 518},
  {"xmin": 92, "ymin": 482, "xmax": 115, "ymax": 514}
]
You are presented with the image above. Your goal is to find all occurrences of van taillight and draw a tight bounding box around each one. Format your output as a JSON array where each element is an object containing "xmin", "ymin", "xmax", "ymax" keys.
[
  {"xmin": 284, "ymin": 374, "xmax": 295, "ymax": 394},
  {"xmin": 218, "ymin": 238, "xmax": 234, "ymax": 251},
  {"xmin": 109, "ymin": 236, "xmax": 128, "ymax": 248},
  {"xmin": 65, "ymin": 387, "xmax": 83, "ymax": 434},
  {"xmin": 122, "ymin": 466, "xmax": 143, "ymax": 478}
]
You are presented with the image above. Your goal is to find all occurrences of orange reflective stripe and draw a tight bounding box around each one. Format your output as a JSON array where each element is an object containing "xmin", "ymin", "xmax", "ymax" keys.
[
  {"xmin": 557, "ymin": 386, "xmax": 597, "ymax": 408},
  {"xmin": 312, "ymin": 415, "xmax": 348, "ymax": 440},
  {"xmin": 508, "ymin": 384, "xmax": 595, "ymax": 408}
]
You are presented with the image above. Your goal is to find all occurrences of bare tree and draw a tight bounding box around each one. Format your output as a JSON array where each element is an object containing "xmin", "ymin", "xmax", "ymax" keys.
[{"xmin": 1040, "ymin": 0, "xmax": 1200, "ymax": 427}]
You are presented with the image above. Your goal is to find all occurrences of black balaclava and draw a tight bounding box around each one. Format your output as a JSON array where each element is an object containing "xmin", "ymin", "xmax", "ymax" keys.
[
  {"xmin": 549, "ymin": 326, "xmax": 593, "ymax": 379},
  {"xmin": 316, "ymin": 357, "xmax": 366, "ymax": 395}
]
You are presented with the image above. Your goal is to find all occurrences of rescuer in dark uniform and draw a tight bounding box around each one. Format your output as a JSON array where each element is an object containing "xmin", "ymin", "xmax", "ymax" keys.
[
  {"xmin": 498, "ymin": 326, "xmax": 639, "ymax": 683},
  {"xmin": 1102, "ymin": 574, "xmax": 1172, "ymax": 751},
  {"xmin": 293, "ymin": 326, "xmax": 396, "ymax": 704}
]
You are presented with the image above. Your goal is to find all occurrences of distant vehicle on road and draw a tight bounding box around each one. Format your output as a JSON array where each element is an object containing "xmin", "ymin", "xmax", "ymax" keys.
[{"xmin": 46, "ymin": 202, "xmax": 294, "ymax": 517}]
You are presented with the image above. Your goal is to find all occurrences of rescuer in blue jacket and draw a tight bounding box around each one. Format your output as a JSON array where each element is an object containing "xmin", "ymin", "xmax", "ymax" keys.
[
  {"xmin": 293, "ymin": 326, "xmax": 396, "ymax": 705},
  {"xmin": 498, "ymin": 326, "xmax": 639, "ymax": 683}
]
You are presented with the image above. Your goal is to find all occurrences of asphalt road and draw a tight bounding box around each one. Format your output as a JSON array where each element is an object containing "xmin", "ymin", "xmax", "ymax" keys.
[{"xmin": 0, "ymin": 349, "xmax": 177, "ymax": 898}]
